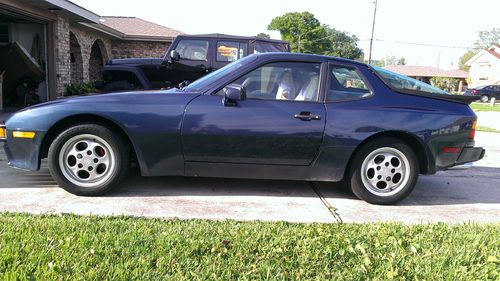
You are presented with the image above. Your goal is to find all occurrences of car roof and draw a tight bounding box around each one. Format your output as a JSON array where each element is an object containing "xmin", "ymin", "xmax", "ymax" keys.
[
  {"xmin": 251, "ymin": 52, "xmax": 368, "ymax": 66},
  {"xmin": 177, "ymin": 33, "xmax": 288, "ymax": 44}
]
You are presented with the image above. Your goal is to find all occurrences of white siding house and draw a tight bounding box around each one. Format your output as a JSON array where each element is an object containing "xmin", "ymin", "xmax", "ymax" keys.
[{"xmin": 466, "ymin": 44, "xmax": 500, "ymax": 88}]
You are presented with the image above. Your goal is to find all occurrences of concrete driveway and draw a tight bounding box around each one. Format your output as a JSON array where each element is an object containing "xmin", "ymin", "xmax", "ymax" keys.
[{"xmin": 1, "ymin": 131, "xmax": 499, "ymax": 224}]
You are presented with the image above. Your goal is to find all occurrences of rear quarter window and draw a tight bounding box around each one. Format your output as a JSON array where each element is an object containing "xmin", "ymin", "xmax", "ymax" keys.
[{"xmin": 327, "ymin": 65, "xmax": 372, "ymax": 101}]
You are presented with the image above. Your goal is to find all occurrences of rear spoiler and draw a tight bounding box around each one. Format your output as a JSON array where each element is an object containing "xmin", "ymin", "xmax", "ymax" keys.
[{"xmin": 394, "ymin": 89, "xmax": 481, "ymax": 105}]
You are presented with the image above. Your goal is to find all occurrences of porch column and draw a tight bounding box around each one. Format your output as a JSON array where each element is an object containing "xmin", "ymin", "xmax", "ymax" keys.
[{"xmin": 458, "ymin": 80, "xmax": 463, "ymax": 93}]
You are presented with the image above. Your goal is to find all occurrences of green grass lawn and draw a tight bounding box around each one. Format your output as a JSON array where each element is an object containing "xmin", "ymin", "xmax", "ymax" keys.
[
  {"xmin": 0, "ymin": 213, "xmax": 499, "ymax": 280},
  {"xmin": 470, "ymin": 102, "xmax": 500, "ymax": 112},
  {"xmin": 476, "ymin": 125, "xmax": 500, "ymax": 133}
]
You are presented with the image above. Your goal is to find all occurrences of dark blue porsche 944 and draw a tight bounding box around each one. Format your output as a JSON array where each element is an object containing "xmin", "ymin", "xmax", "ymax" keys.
[{"xmin": 0, "ymin": 53, "xmax": 485, "ymax": 204}]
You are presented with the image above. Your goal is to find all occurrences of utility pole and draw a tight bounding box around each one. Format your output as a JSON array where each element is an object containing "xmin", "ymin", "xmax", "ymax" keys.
[{"xmin": 368, "ymin": 0, "xmax": 378, "ymax": 64}]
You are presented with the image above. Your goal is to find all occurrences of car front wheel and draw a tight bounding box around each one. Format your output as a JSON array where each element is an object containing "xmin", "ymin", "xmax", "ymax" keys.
[
  {"xmin": 48, "ymin": 124, "xmax": 129, "ymax": 196},
  {"xmin": 349, "ymin": 138, "xmax": 419, "ymax": 205}
]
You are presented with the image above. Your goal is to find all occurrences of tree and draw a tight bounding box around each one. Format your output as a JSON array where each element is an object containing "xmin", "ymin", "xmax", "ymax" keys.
[
  {"xmin": 384, "ymin": 56, "xmax": 406, "ymax": 66},
  {"xmin": 458, "ymin": 50, "xmax": 476, "ymax": 71},
  {"xmin": 367, "ymin": 56, "xmax": 406, "ymax": 67},
  {"xmin": 267, "ymin": 12, "xmax": 364, "ymax": 60},
  {"xmin": 322, "ymin": 26, "xmax": 364, "ymax": 60},
  {"xmin": 267, "ymin": 12, "xmax": 330, "ymax": 54},
  {"xmin": 474, "ymin": 28, "xmax": 500, "ymax": 49},
  {"xmin": 256, "ymin": 33, "xmax": 270, "ymax": 39},
  {"xmin": 457, "ymin": 28, "xmax": 499, "ymax": 71}
]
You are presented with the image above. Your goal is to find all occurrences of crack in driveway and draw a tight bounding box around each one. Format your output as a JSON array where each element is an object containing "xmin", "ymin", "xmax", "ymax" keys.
[{"xmin": 309, "ymin": 182, "xmax": 343, "ymax": 223}]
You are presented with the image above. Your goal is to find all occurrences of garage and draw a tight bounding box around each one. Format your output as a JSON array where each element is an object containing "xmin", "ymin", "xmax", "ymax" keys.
[
  {"xmin": 0, "ymin": 7, "xmax": 48, "ymax": 111},
  {"xmin": 0, "ymin": 0, "xmax": 104, "ymax": 114}
]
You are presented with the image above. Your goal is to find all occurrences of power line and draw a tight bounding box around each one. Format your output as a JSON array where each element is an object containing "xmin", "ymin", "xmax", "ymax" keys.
[{"xmin": 370, "ymin": 39, "xmax": 482, "ymax": 50}]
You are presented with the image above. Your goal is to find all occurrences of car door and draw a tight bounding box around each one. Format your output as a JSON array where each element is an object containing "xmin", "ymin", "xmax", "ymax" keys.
[
  {"xmin": 484, "ymin": 85, "xmax": 495, "ymax": 97},
  {"xmin": 171, "ymin": 38, "xmax": 212, "ymax": 84},
  {"xmin": 181, "ymin": 61, "xmax": 326, "ymax": 166},
  {"xmin": 495, "ymin": 85, "xmax": 500, "ymax": 98}
]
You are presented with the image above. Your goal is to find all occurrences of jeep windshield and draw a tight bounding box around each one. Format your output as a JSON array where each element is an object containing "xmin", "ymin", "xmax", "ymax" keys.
[
  {"xmin": 183, "ymin": 55, "xmax": 257, "ymax": 92},
  {"xmin": 372, "ymin": 65, "xmax": 449, "ymax": 95}
]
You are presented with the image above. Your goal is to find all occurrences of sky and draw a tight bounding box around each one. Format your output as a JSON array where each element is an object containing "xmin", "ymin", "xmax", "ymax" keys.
[{"xmin": 72, "ymin": 0, "xmax": 499, "ymax": 69}]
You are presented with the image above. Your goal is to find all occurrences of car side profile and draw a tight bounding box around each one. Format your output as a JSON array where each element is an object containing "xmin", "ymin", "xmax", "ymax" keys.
[
  {"xmin": 464, "ymin": 84, "xmax": 500, "ymax": 103},
  {"xmin": 0, "ymin": 53, "xmax": 485, "ymax": 204}
]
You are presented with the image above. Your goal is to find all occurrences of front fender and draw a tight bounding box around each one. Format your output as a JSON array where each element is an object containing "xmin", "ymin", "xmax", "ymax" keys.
[{"xmin": 4, "ymin": 92, "xmax": 200, "ymax": 174}]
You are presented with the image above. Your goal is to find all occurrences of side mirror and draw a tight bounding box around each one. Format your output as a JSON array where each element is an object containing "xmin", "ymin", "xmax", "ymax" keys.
[
  {"xmin": 223, "ymin": 84, "xmax": 246, "ymax": 106},
  {"xmin": 169, "ymin": 50, "xmax": 180, "ymax": 62}
]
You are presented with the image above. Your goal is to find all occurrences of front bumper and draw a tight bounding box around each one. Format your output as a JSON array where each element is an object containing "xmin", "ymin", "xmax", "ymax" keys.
[
  {"xmin": 1, "ymin": 125, "xmax": 44, "ymax": 171},
  {"xmin": 455, "ymin": 146, "xmax": 485, "ymax": 165}
]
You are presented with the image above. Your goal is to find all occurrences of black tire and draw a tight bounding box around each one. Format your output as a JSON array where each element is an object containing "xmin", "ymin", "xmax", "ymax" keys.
[
  {"xmin": 349, "ymin": 137, "xmax": 419, "ymax": 205},
  {"xmin": 48, "ymin": 124, "xmax": 129, "ymax": 196},
  {"xmin": 480, "ymin": 95, "xmax": 489, "ymax": 103}
]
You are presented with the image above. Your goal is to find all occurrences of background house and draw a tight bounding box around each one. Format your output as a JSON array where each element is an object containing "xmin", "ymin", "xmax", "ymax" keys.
[
  {"xmin": 465, "ymin": 44, "xmax": 500, "ymax": 88},
  {"xmin": 383, "ymin": 65, "xmax": 468, "ymax": 92},
  {"xmin": 0, "ymin": 0, "xmax": 183, "ymax": 111}
]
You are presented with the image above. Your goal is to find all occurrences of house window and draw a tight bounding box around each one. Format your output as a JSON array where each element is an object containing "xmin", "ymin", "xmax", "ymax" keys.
[{"xmin": 0, "ymin": 25, "xmax": 9, "ymax": 43}]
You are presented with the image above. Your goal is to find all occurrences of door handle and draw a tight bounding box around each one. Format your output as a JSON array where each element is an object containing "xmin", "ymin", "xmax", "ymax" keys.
[{"xmin": 294, "ymin": 112, "xmax": 321, "ymax": 121}]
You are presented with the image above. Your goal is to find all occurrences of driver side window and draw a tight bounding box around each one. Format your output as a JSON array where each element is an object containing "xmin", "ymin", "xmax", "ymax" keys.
[
  {"xmin": 226, "ymin": 62, "xmax": 321, "ymax": 102},
  {"xmin": 175, "ymin": 39, "xmax": 209, "ymax": 61}
]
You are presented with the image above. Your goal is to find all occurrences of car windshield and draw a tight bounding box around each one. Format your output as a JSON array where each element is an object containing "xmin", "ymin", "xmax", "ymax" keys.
[
  {"xmin": 371, "ymin": 65, "xmax": 449, "ymax": 95},
  {"xmin": 183, "ymin": 55, "xmax": 257, "ymax": 92}
]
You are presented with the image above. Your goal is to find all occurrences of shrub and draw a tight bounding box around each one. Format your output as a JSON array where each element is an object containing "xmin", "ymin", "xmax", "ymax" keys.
[
  {"xmin": 430, "ymin": 77, "xmax": 459, "ymax": 93},
  {"xmin": 66, "ymin": 82, "xmax": 97, "ymax": 96}
]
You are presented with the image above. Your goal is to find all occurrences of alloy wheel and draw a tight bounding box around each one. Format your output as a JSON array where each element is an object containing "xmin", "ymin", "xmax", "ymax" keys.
[
  {"xmin": 58, "ymin": 134, "xmax": 116, "ymax": 188},
  {"xmin": 360, "ymin": 147, "xmax": 411, "ymax": 197}
]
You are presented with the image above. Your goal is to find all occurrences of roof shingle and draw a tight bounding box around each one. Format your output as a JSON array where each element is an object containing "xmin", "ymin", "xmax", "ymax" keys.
[{"xmin": 100, "ymin": 16, "xmax": 183, "ymax": 38}]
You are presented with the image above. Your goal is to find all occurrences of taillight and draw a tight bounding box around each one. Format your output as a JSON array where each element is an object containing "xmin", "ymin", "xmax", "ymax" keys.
[
  {"xmin": 471, "ymin": 89, "xmax": 478, "ymax": 95},
  {"xmin": 469, "ymin": 120, "xmax": 477, "ymax": 139},
  {"xmin": 442, "ymin": 147, "xmax": 461, "ymax": 153}
]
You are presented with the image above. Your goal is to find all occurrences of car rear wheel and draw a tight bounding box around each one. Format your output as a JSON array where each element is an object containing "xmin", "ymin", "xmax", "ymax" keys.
[
  {"xmin": 480, "ymin": 95, "xmax": 489, "ymax": 103},
  {"xmin": 349, "ymin": 138, "xmax": 419, "ymax": 205},
  {"xmin": 48, "ymin": 124, "xmax": 129, "ymax": 196}
]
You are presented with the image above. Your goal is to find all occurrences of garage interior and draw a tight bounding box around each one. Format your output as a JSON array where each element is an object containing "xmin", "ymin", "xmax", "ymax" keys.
[{"xmin": 0, "ymin": 7, "xmax": 49, "ymax": 112}]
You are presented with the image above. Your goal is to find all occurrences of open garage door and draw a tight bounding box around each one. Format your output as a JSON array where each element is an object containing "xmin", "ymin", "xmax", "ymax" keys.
[{"xmin": 0, "ymin": 8, "xmax": 48, "ymax": 112}]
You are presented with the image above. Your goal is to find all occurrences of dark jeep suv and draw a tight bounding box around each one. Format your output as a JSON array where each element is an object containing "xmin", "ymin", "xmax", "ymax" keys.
[{"xmin": 100, "ymin": 34, "xmax": 289, "ymax": 92}]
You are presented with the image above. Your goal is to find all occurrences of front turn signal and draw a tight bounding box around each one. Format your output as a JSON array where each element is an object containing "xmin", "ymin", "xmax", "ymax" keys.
[
  {"xmin": 0, "ymin": 127, "xmax": 6, "ymax": 139},
  {"xmin": 12, "ymin": 131, "xmax": 36, "ymax": 139}
]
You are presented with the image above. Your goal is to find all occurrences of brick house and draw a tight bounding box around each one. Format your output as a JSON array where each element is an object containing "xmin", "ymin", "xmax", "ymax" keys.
[{"xmin": 0, "ymin": 0, "xmax": 183, "ymax": 110}]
